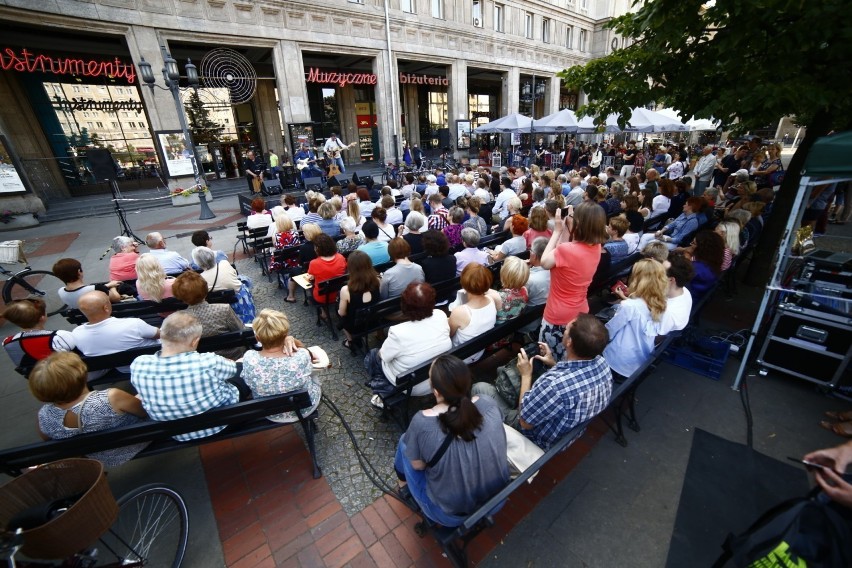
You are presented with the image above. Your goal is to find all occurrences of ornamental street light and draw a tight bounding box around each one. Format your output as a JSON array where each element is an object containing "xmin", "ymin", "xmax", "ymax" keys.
[
  {"xmin": 521, "ymin": 75, "xmax": 547, "ymax": 163},
  {"xmin": 138, "ymin": 46, "xmax": 215, "ymax": 220}
]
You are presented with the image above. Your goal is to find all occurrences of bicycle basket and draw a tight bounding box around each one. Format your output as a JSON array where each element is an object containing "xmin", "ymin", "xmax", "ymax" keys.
[
  {"xmin": 0, "ymin": 458, "xmax": 118, "ymax": 559},
  {"xmin": 0, "ymin": 240, "xmax": 25, "ymax": 264}
]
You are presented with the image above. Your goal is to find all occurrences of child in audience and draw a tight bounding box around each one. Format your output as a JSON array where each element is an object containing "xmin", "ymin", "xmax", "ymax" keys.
[{"xmin": 603, "ymin": 216, "xmax": 631, "ymax": 262}]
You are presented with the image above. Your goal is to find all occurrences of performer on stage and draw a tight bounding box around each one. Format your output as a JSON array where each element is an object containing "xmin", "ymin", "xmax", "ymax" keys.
[
  {"xmin": 243, "ymin": 150, "xmax": 265, "ymax": 193},
  {"xmin": 295, "ymin": 144, "xmax": 323, "ymax": 182},
  {"xmin": 324, "ymin": 133, "xmax": 350, "ymax": 173}
]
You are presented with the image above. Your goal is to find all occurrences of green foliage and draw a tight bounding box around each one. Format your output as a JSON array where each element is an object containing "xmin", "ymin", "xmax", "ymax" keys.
[
  {"xmin": 184, "ymin": 90, "xmax": 224, "ymax": 144},
  {"xmin": 560, "ymin": 0, "xmax": 852, "ymax": 133}
]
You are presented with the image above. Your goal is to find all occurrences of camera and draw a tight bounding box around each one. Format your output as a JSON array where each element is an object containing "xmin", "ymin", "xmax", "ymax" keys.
[{"xmin": 522, "ymin": 342, "xmax": 539, "ymax": 359}]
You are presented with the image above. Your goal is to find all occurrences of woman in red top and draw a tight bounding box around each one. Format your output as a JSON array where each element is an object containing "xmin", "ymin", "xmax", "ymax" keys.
[
  {"xmin": 540, "ymin": 201, "xmax": 609, "ymax": 361},
  {"xmin": 307, "ymin": 234, "xmax": 347, "ymax": 321}
]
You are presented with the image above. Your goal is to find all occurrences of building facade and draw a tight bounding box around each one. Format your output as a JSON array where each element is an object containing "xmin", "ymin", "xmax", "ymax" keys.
[{"xmin": 0, "ymin": 0, "xmax": 631, "ymax": 202}]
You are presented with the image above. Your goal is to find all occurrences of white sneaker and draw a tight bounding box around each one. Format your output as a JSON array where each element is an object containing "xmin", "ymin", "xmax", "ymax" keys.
[{"xmin": 370, "ymin": 394, "xmax": 384, "ymax": 409}]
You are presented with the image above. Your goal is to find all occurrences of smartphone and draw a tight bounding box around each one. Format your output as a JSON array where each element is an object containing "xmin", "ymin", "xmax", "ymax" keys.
[
  {"xmin": 522, "ymin": 342, "xmax": 540, "ymax": 359},
  {"xmin": 787, "ymin": 457, "xmax": 829, "ymax": 470}
]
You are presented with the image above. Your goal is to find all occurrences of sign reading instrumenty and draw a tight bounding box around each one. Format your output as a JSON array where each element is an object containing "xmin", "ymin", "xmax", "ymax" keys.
[
  {"xmin": 306, "ymin": 67, "xmax": 449, "ymax": 88},
  {"xmin": 0, "ymin": 47, "xmax": 137, "ymax": 83}
]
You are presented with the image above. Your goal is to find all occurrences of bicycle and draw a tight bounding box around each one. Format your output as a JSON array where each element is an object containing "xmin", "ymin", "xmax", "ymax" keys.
[
  {"xmin": 0, "ymin": 242, "xmax": 66, "ymax": 316},
  {"xmin": 0, "ymin": 459, "xmax": 188, "ymax": 567}
]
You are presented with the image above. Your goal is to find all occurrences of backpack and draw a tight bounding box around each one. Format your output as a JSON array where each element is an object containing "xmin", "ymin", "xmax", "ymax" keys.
[
  {"xmin": 712, "ymin": 490, "xmax": 852, "ymax": 568},
  {"xmin": 4, "ymin": 331, "xmax": 59, "ymax": 376}
]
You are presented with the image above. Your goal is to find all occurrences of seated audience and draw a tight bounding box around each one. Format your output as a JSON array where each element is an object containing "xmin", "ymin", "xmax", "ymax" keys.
[
  {"xmin": 418, "ymin": 230, "xmax": 456, "ymax": 285},
  {"xmin": 30, "ymin": 351, "xmax": 148, "ymax": 466},
  {"xmin": 365, "ymin": 282, "xmax": 452, "ymax": 407},
  {"xmin": 603, "ymin": 216, "xmax": 631, "ymax": 262},
  {"xmin": 685, "ymin": 230, "xmax": 726, "ymax": 303},
  {"xmin": 109, "ymin": 236, "xmax": 139, "ymax": 282},
  {"xmin": 53, "ymin": 257, "xmax": 122, "ymax": 309},
  {"xmin": 241, "ymin": 309, "xmax": 321, "ymax": 422},
  {"xmin": 2, "ymin": 298, "xmax": 75, "ymax": 374},
  {"xmin": 715, "ymin": 220, "xmax": 741, "ymax": 271},
  {"xmin": 473, "ymin": 314, "xmax": 612, "ymax": 449},
  {"xmin": 454, "ymin": 228, "xmax": 490, "ymax": 276},
  {"xmin": 372, "ymin": 207, "xmax": 396, "ymax": 242},
  {"xmin": 658, "ymin": 253, "xmax": 695, "ymax": 336},
  {"xmin": 518, "ymin": 237, "xmax": 551, "ymax": 334},
  {"xmin": 603, "ymin": 259, "xmax": 668, "ymax": 381},
  {"xmin": 357, "ymin": 221, "xmax": 391, "ymax": 265},
  {"xmin": 269, "ymin": 216, "xmax": 304, "ymax": 273},
  {"xmin": 71, "ymin": 291, "xmax": 160, "ymax": 376},
  {"xmin": 193, "ymin": 246, "xmax": 256, "ymax": 324},
  {"xmin": 380, "ymin": 238, "xmax": 425, "ymax": 300},
  {"xmin": 400, "ymin": 211, "xmax": 427, "ymax": 254},
  {"xmin": 427, "ymin": 193, "xmax": 449, "ymax": 230},
  {"xmin": 307, "ymin": 234, "xmax": 347, "ymax": 315},
  {"xmin": 382, "ymin": 195, "xmax": 403, "ymax": 225},
  {"xmin": 489, "ymin": 216, "xmax": 528, "ymax": 263},
  {"xmin": 189, "ymin": 230, "xmax": 229, "ymax": 269},
  {"xmin": 448, "ymin": 264, "xmax": 497, "ymax": 363},
  {"xmin": 394, "ymin": 355, "xmax": 509, "ymax": 527},
  {"xmin": 621, "ymin": 194, "xmax": 645, "ymax": 234},
  {"xmin": 463, "ymin": 196, "xmax": 488, "ymax": 235},
  {"xmin": 337, "ymin": 216, "xmax": 365, "ymax": 255},
  {"xmin": 641, "ymin": 241, "xmax": 669, "ymax": 264},
  {"xmin": 135, "ymin": 253, "xmax": 175, "ymax": 303},
  {"xmin": 523, "ymin": 206, "xmax": 552, "ymax": 249},
  {"xmin": 639, "ymin": 196, "xmax": 703, "ymax": 250},
  {"xmin": 171, "ymin": 271, "xmax": 245, "ymax": 360},
  {"xmin": 443, "ymin": 207, "xmax": 465, "ymax": 250},
  {"xmin": 650, "ymin": 179, "xmax": 673, "ymax": 218},
  {"xmin": 316, "ymin": 201, "xmax": 342, "ymax": 238},
  {"xmin": 493, "ymin": 256, "xmax": 529, "ymax": 324},
  {"xmin": 145, "ymin": 232, "xmax": 191, "ymax": 275},
  {"xmin": 338, "ymin": 251, "xmax": 380, "ymax": 349},
  {"xmin": 131, "ymin": 312, "xmax": 244, "ymax": 440},
  {"xmin": 246, "ymin": 197, "xmax": 273, "ymax": 230},
  {"xmin": 271, "ymin": 194, "xmax": 305, "ymax": 223}
]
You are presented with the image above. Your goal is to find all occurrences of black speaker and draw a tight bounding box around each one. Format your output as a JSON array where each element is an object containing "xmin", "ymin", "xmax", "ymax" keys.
[
  {"xmin": 280, "ymin": 165, "xmax": 297, "ymax": 187},
  {"xmin": 353, "ymin": 171, "xmax": 374, "ymax": 189},
  {"xmin": 327, "ymin": 174, "xmax": 350, "ymax": 187},
  {"xmin": 87, "ymin": 148, "xmax": 118, "ymax": 181},
  {"xmin": 303, "ymin": 176, "xmax": 323, "ymax": 192},
  {"xmin": 262, "ymin": 180, "xmax": 282, "ymax": 195},
  {"xmin": 437, "ymin": 128, "xmax": 450, "ymax": 151}
]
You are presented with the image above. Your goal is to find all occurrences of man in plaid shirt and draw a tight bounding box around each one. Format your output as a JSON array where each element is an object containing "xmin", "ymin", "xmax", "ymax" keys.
[
  {"xmin": 426, "ymin": 193, "xmax": 449, "ymax": 230},
  {"xmin": 131, "ymin": 312, "xmax": 243, "ymax": 441},
  {"xmin": 516, "ymin": 314, "xmax": 612, "ymax": 449}
]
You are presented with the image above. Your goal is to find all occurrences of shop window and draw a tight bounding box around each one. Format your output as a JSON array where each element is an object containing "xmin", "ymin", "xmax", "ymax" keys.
[
  {"xmin": 566, "ymin": 25, "xmax": 574, "ymax": 48},
  {"xmin": 472, "ymin": 0, "xmax": 482, "ymax": 27},
  {"xmin": 542, "ymin": 18, "xmax": 550, "ymax": 43},
  {"xmin": 401, "ymin": 0, "xmax": 414, "ymax": 13},
  {"xmin": 493, "ymin": 4, "xmax": 504, "ymax": 32},
  {"xmin": 431, "ymin": 0, "xmax": 443, "ymax": 19},
  {"xmin": 428, "ymin": 91, "xmax": 448, "ymax": 129},
  {"xmin": 525, "ymin": 12, "xmax": 533, "ymax": 39}
]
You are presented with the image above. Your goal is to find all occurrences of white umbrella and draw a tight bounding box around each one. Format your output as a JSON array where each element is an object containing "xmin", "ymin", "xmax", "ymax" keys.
[
  {"xmin": 576, "ymin": 113, "xmax": 622, "ymax": 133},
  {"xmin": 627, "ymin": 107, "xmax": 688, "ymax": 133},
  {"xmin": 687, "ymin": 117, "xmax": 721, "ymax": 131},
  {"xmin": 519, "ymin": 109, "xmax": 579, "ymax": 134},
  {"xmin": 473, "ymin": 113, "xmax": 532, "ymax": 134}
]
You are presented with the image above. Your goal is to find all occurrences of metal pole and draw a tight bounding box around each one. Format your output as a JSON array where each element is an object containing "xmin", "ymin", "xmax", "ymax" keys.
[{"xmin": 383, "ymin": 0, "xmax": 400, "ymax": 168}]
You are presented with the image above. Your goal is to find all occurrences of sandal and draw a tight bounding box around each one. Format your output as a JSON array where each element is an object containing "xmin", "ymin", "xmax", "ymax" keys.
[
  {"xmin": 819, "ymin": 420, "xmax": 852, "ymax": 438},
  {"xmin": 370, "ymin": 394, "xmax": 384, "ymax": 409},
  {"xmin": 284, "ymin": 297, "xmax": 297, "ymax": 303},
  {"xmin": 825, "ymin": 410, "xmax": 852, "ymax": 422}
]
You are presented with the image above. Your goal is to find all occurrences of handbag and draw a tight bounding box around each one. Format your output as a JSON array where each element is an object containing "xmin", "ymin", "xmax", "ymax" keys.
[{"xmin": 494, "ymin": 357, "xmax": 524, "ymax": 409}]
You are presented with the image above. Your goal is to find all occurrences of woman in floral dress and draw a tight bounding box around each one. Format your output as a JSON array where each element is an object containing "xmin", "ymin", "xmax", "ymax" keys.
[{"xmin": 240, "ymin": 309, "xmax": 322, "ymax": 423}]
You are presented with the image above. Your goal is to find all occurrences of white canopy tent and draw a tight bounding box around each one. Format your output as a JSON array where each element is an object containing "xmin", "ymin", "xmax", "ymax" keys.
[
  {"xmin": 473, "ymin": 113, "xmax": 532, "ymax": 134},
  {"xmin": 576, "ymin": 107, "xmax": 689, "ymax": 134},
  {"xmin": 517, "ymin": 109, "xmax": 580, "ymax": 134}
]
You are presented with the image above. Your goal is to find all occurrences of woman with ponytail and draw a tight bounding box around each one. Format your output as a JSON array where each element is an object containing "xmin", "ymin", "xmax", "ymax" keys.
[{"xmin": 394, "ymin": 355, "xmax": 509, "ymax": 526}]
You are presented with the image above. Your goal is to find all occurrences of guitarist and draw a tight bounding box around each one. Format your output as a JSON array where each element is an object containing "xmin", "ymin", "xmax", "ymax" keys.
[
  {"xmin": 243, "ymin": 150, "xmax": 265, "ymax": 193},
  {"xmin": 295, "ymin": 143, "xmax": 323, "ymax": 184},
  {"xmin": 323, "ymin": 133, "xmax": 351, "ymax": 173}
]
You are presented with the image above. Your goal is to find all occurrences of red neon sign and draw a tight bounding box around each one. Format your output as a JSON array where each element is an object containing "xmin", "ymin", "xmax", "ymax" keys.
[{"xmin": 0, "ymin": 48, "xmax": 137, "ymax": 84}]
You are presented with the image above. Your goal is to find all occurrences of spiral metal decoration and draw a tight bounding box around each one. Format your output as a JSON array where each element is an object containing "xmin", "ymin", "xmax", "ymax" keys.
[{"xmin": 200, "ymin": 48, "xmax": 257, "ymax": 104}]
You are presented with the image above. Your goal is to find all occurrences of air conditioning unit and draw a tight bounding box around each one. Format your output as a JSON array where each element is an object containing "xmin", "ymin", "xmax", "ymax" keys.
[{"xmin": 473, "ymin": 17, "xmax": 481, "ymax": 27}]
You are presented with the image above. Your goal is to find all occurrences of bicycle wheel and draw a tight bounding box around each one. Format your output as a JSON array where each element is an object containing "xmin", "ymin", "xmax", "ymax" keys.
[
  {"xmin": 99, "ymin": 484, "xmax": 188, "ymax": 568},
  {"xmin": 2, "ymin": 269, "xmax": 67, "ymax": 316}
]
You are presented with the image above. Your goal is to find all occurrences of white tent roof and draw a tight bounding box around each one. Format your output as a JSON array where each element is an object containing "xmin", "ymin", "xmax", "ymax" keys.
[
  {"xmin": 473, "ymin": 113, "xmax": 532, "ymax": 134},
  {"xmin": 518, "ymin": 109, "xmax": 579, "ymax": 134},
  {"xmin": 577, "ymin": 107, "xmax": 689, "ymax": 133}
]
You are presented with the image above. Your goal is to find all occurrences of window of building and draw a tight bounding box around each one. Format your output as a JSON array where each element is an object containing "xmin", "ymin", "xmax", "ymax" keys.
[
  {"xmin": 349, "ymin": 0, "xmax": 363, "ymax": 4},
  {"xmin": 542, "ymin": 18, "xmax": 551, "ymax": 43},
  {"xmin": 472, "ymin": 0, "xmax": 482, "ymax": 27},
  {"xmin": 566, "ymin": 25, "xmax": 574, "ymax": 48},
  {"xmin": 431, "ymin": 0, "xmax": 443, "ymax": 19},
  {"xmin": 96, "ymin": 121, "xmax": 104, "ymax": 128},
  {"xmin": 428, "ymin": 91, "xmax": 448, "ymax": 130},
  {"xmin": 112, "ymin": 122, "xmax": 118, "ymax": 128},
  {"xmin": 580, "ymin": 0, "xmax": 588, "ymax": 9},
  {"xmin": 579, "ymin": 29, "xmax": 587, "ymax": 51},
  {"xmin": 401, "ymin": 0, "xmax": 414, "ymax": 13},
  {"xmin": 493, "ymin": 4, "xmax": 504, "ymax": 32},
  {"xmin": 525, "ymin": 12, "xmax": 533, "ymax": 39},
  {"xmin": 72, "ymin": 85, "xmax": 81, "ymax": 93}
]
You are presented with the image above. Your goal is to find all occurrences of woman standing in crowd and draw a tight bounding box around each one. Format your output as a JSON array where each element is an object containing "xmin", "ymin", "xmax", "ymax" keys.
[
  {"xmin": 539, "ymin": 202, "xmax": 608, "ymax": 361},
  {"xmin": 393, "ymin": 355, "xmax": 508, "ymax": 527},
  {"xmin": 603, "ymin": 259, "xmax": 668, "ymax": 381}
]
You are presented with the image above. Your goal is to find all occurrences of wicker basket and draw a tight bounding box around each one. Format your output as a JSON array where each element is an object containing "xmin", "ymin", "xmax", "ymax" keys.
[{"xmin": 0, "ymin": 459, "xmax": 118, "ymax": 559}]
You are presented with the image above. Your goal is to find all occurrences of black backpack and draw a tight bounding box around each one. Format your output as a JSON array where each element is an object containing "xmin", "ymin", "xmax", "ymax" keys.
[{"xmin": 713, "ymin": 489, "xmax": 852, "ymax": 568}]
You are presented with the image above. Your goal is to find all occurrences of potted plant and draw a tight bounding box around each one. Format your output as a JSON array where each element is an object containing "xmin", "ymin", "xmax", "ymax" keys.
[{"xmin": 169, "ymin": 185, "xmax": 213, "ymax": 207}]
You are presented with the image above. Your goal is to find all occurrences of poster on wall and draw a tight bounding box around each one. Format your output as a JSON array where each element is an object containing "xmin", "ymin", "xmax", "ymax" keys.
[
  {"xmin": 0, "ymin": 136, "xmax": 28, "ymax": 193},
  {"xmin": 456, "ymin": 120, "xmax": 472, "ymax": 150},
  {"xmin": 156, "ymin": 131, "xmax": 196, "ymax": 178}
]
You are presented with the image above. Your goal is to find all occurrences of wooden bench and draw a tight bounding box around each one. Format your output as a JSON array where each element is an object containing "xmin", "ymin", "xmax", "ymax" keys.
[
  {"xmin": 0, "ymin": 390, "xmax": 322, "ymax": 479},
  {"xmin": 83, "ymin": 329, "xmax": 258, "ymax": 387},
  {"xmin": 61, "ymin": 290, "xmax": 236, "ymax": 326}
]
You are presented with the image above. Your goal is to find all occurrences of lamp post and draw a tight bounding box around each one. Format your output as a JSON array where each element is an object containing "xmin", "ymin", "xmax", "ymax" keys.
[
  {"xmin": 137, "ymin": 46, "xmax": 215, "ymax": 220},
  {"xmin": 521, "ymin": 75, "xmax": 546, "ymax": 166}
]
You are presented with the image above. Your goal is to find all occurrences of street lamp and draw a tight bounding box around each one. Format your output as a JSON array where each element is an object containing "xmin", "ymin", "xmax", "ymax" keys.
[
  {"xmin": 521, "ymin": 75, "xmax": 547, "ymax": 165},
  {"xmin": 137, "ymin": 46, "xmax": 215, "ymax": 220}
]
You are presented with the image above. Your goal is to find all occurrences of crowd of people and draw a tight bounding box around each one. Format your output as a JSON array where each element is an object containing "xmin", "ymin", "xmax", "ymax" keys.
[{"xmin": 5, "ymin": 136, "xmax": 848, "ymax": 530}]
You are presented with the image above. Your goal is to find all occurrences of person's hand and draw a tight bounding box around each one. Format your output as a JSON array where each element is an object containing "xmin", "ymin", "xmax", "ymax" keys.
[
  {"xmin": 533, "ymin": 342, "xmax": 557, "ymax": 368},
  {"xmin": 281, "ymin": 335, "xmax": 298, "ymax": 356},
  {"xmin": 517, "ymin": 348, "xmax": 533, "ymax": 377},
  {"xmin": 814, "ymin": 468, "xmax": 852, "ymax": 508},
  {"xmin": 654, "ymin": 230, "xmax": 663, "ymax": 238},
  {"xmin": 805, "ymin": 441, "xmax": 852, "ymax": 473},
  {"xmin": 552, "ymin": 207, "xmax": 564, "ymax": 234},
  {"xmin": 106, "ymin": 280, "xmax": 122, "ymax": 289},
  {"xmin": 397, "ymin": 224, "xmax": 405, "ymax": 236}
]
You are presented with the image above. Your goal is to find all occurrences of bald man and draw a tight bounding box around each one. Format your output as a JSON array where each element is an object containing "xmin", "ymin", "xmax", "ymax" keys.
[{"xmin": 71, "ymin": 291, "xmax": 160, "ymax": 376}]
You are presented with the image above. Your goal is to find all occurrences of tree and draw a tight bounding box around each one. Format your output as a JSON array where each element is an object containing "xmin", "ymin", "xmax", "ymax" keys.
[
  {"xmin": 560, "ymin": 0, "xmax": 852, "ymax": 285},
  {"xmin": 184, "ymin": 90, "xmax": 224, "ymax": 144}
]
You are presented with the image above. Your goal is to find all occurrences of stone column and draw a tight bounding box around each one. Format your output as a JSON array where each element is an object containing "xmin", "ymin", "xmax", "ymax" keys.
[
  {"xmin": 544, "ymin": 75, "xmax": 560, "ymax": 116},
  {"xmin": 253, "ymin": 79, "xmax": 282, "ymax": 155},
  {"xmin": 337, "ymin": 84, "xmax": 359, "ymax": 164},
  {"xmin": 447, "ymin": 60, "xmax": 468, "ymax": 158},
  {"xmin": 373, "ymin": 51, "xmax": 397, "ymax": 165},
  {"xmin": 273, "ymin": 40, "xmax": 310, "ymax": 157},
  {"xmin": 402, "ymin": 84, "xmax": 420, "ymax": 147},
  {"xmin": 502, "ymin": 67, "xmax": 519, "ymax": 116}
]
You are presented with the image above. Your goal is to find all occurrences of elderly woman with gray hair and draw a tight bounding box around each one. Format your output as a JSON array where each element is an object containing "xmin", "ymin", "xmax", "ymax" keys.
[
  {"xmin": 109, "ymin": 235, "xmax": 140, "ymax": 282},
  {"xmin": 192, "ymin": 246, "xmax": 257, "ymax": 324}
]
